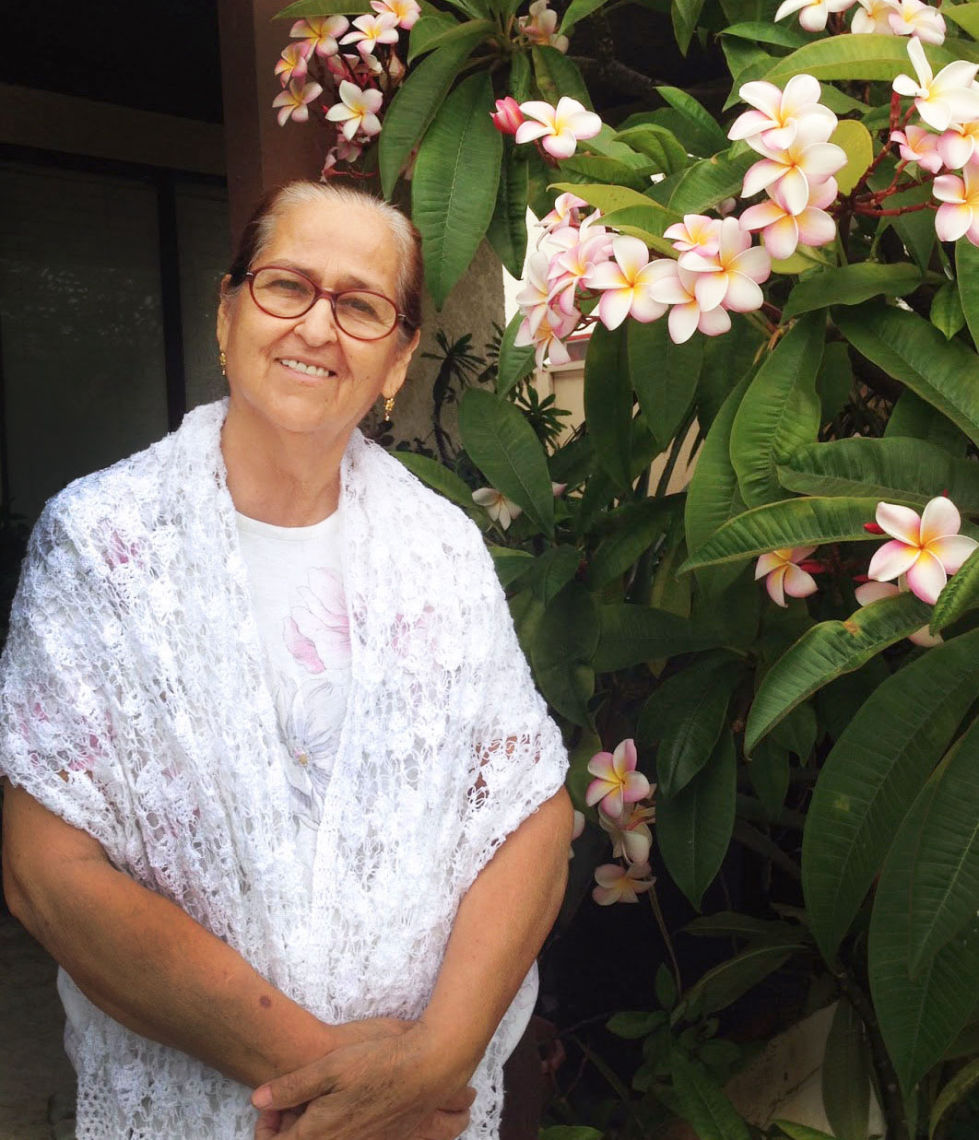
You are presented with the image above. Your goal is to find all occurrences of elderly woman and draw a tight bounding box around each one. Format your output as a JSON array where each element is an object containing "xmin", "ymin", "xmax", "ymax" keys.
[{"xmin": 0, "ymin": 181, "xmax": 571, "ymax": 1140}]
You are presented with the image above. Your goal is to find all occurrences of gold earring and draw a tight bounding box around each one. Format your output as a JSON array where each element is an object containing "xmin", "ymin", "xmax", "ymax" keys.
[
  {"xmin": 219, "ymin": 350, "xmax": 227, "ymax": 377},
  {"xmin": 383, "ymin": 395, "xmax": 395, "ymax": 420}
]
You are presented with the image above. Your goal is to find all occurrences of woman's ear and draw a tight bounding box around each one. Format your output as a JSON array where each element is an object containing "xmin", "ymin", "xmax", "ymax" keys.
[
  {"xmin": 216, "ymin": 275, "xmax": 233, "ymax": 353},
  {"xmin": 383, "ymin": 328, "xmax": 421, "ymax": 400}
]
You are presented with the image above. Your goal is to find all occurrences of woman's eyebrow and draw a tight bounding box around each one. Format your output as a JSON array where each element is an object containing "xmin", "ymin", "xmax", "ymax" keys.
[{"xmin": 268, "ymin": 260, "xmax": 379, "ymax": 292}]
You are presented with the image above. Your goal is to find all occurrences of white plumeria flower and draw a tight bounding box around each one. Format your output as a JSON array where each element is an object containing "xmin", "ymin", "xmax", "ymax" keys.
[
  {"xmin": 592, "ymin": 861, "xmax": 655, "ymax": 905},
  {"xmin": 891, "ymin": 124, "xmax": 945, "ymax": 171},
  {"xmin": 541, "ymin": 192, "xmax": 590, "ymax": 232},
  {"xmin": 893, "ymin": 37, "xmax": 979, "ymax": 131},
  {"xmin": 934, "ymin": 162, "xmax": 979, "ymax": 244},
  {"xmin": 599, "ymin": 801, "xmax": 656, "ymax": 865},
  {"xmin": 341, "ymin": 12, "xmax": 400, "ymax": 56},
  {"xmin": 515, "ymin": 250, "xmax": 553, "ymax": 339},
  {"xmin": 888, "ymin": 0, "xmax": 946, "ymax": 44},
  {"xmin": 728, "ymin": 75, "xmax": 838, "ymax": 152},
  {"xmin": 514, "ymin": 310, "xmax": 577, "ymax": 369},
  {"xmin": 272, "ymin": 80, "xmax": 324, "ymax": 127},
  {"xmin": 275, "ymin": 42, "xmax": 312, "ymax": 87},
  {"xmin": 518, "ymin": 0, "xmax": 570, "ymax": 51},
  {"xmin": 775, "ymin": 0, "xmax": 855, "ymax": 33},
  {"xmin": 664, "ymin": 214, "xmax": 722, "ymax": 257},
  {"xmin": 547, "ymin": 220, "xmax": 614, "ymax": 317},
  {"xmin": 325, "ymin": 81, "xmax": 384, "ymax": 141},
  {"xmin": 515, "ymin": 97, "xmax": 602, "ymax": 159},
  {"xmin": 740, "ymin": 177, "xmax": 838, "ymax": 259},
  {"xmin": 647, "ymin": 261, "xmax": 733, "ymax": 344},
  {"xmin": 371, "ymin": 0, "xmax": 421, "ymax": 28},
  {"xmin": 741, "ymin": 117, "xmax": 847, "ymax": 215},
  {"xmin": 472, "ymin": 487, "xmax": 523, "ymax": 530},
  {"xmin": 937, "ymin": 120, "xmax": 979, "ymax": 169},
  {"xmin": 676, "ymin": 217, "xmax": 772, "ymax": 316},
  {"xmin": 854, "ymin": 580, "xmax": 942, "ymax": 646},
  {"xmin": 290, "ymin": 16, "xmax": 349, "ymax": 57},
  {"xmin": 851, "ymin": 0, "xmax": 899, "ymax": 34},
  {"xmin": 586, "ymin": 236, "xmax": 670, "ymax": 330},
  {"xmin": 755, "ymin": 546, "xmax": 819, "ymax": 607}
]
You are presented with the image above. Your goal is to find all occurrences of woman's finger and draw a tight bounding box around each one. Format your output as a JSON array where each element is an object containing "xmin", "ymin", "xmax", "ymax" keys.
[{"xmin": 253, "ymin": 1057, "xmax": 337, "ymax": 1112}]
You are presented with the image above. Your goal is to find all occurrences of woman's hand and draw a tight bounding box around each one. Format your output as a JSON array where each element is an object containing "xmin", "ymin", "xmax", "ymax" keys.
[{"xmin": 250, "ymin": 1022, "xmax": 475, "ymax": 1140}]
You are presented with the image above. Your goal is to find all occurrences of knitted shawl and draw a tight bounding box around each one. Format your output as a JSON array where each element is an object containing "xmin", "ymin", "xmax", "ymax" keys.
[{"xmin": 0, "ymin": 400, "xmax": 567, "ymax": 1140}]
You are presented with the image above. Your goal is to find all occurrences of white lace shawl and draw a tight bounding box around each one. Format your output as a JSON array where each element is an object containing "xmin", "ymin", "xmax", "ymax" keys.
[{"xmin": 0, "ymin": 400, "xmax": 568, "ymax": 1140}]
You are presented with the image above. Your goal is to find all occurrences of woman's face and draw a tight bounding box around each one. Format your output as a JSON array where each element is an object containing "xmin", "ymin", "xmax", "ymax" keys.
[{"xmin": 216, "ymin": 197, "xmax": 419, "ymax": 443}]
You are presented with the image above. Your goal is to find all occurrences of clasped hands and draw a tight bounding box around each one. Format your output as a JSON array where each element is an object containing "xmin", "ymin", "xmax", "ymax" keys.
[{"xmin": 252, "ymin": 1018, "xmax": 476, "ymax": 1140}]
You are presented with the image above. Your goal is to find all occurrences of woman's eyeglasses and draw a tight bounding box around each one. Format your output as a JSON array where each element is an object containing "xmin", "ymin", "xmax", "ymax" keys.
[{"xmin": 246, "ymin": 266, "xmax": 406, "ymax": 341}]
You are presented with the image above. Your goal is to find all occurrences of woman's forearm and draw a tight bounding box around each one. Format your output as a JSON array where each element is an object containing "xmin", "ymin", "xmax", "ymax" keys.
[{"xmin": 1, "ymin": 781, "xmax": 337, "ymax": 1086}]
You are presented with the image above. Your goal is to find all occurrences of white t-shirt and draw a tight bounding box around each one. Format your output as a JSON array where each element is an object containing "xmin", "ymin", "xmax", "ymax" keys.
[{"xmin": 235, "ymin": 509, "xmax": 350, "ymax": 869}]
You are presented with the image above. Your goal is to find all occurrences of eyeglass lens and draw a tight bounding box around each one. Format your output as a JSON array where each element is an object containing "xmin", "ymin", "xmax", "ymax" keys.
[{"xmin": 250, "ymin": 268, "xmax": 398, "ymax": 339}]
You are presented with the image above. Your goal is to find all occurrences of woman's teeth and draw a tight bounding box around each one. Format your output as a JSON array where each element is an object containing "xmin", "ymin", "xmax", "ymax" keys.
[{"xmin": 281, "ymin": 359, "xmax": 334, "ymax": 378}]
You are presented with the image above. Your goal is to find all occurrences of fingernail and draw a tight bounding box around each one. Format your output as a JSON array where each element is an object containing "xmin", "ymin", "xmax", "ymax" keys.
[{"xmin": 252, "ymin": 1087, "xmax": 273, "ymax": 1109}]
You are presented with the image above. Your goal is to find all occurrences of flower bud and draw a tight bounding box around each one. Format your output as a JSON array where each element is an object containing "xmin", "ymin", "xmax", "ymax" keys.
[{"xmin": 491, "ymin": 96, "xmax": 524, "ymax": 135}]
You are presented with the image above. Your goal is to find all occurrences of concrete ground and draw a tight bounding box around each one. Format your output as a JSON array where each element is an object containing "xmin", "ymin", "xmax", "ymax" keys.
[{"xmin": 0, "ymin": 910, "xmax": 76, "ymax": 1139}]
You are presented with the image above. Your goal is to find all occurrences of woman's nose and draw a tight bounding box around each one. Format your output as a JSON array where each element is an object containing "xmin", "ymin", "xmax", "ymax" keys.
[{"xmin": 295, "ymin": 296, "xmax": 340, "ymax": 343}]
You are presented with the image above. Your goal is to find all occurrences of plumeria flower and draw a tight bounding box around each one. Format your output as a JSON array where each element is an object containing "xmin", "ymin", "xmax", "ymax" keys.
[
  {"xmin": 472, "ymin": 487, "xmax": 523, "ymax": 530},
  {"xmin": 740, "ymin": 178, "xmax": 838, "ymax": 260},
  {"xmin": 586, "ymin": 235, "xmax": 671, "ymax": 329},
  {"xmin": 728, "ymin": 76, "xmax": 837, "ymax": 152},
  {"xmin": 593, "ymin": 862, "xmax": 655, "ymax": 905},
  {"xmin": 852, "ymin": 0, "xmax": 899, "ymax": 34},
  {"xmin": 854, "ymin": 580, "xmax": 942, "ymax": 646},
  {"xmin": 514, "ymin": 309, "xmax": 577, "ymax": 369},
  {"xmin": 664, "ymin": 214, "xmax": 722, "ymax": 257},
  {"xmin": 741, "ymin": 119, "xmax": 848, "ymax": 214},
  {"xmin": 290, "ymin": 16, "xmax": 349, "ymax": 57},
  {"xmin": 518, "ymin": 0, "xmax": 570, "ymax": 51},
  {"xmin": 868, "ymin": 497, "xmax": 978, "ymax": 603},
  {"xmin": 891, "ymin": 124, "xmax": 945, "ymax": 172},
  {"xmin": 515, "ymin": 98, "xmax": 602, "ymax": 159},
  {"xmin": 599, "ymin": 801, "xmax": 656, "ymax": 865},
  {"xmin": 888, "ymin": 0, "xmax": 946, "ymax": 44},
  {"xmin": 326, "ymin": 81, "xmax": 383, "ymax": 141},
  {"xmin": 937, "ymin": 121, "xmax": 979, "ymax": 170},
  {"xmin": 274, "ymin": 42, "xmax": 312, "ymax": 87},
  {"xmin": 934, "ymin": 161, "xmax": 979, "ymax": 243},
  {"xmin": 491, "ymin": 96, "xmax": 524, "ymax": 135},
  {"xmin": 515, "ymin": 250, "xmax": 555, "ymax": 339},
  {"xmin": 775, "ymin": 0, "xmax": 855, "ymax": 33},
  {"xmin": 647, "ymin": 260, "xmax": 733, "ymax": 344},
  {"xmin": 341, "ymin": 12, "xmax": 400, "ymax": 56},
  {"xmin": 893, "ymin": 38, "xmax": 979, "ymax": 131},
  {"xmin": 272, "ymin": 80, "xmax": 324, "ymax": 127},
  {"xmin": 547, "ymin": 220, "xmax": 614, "ymax": 317},
  {"xmin": 541, "ymin": 192, "xmax": 590, "ymax": 232},
  {"xmin": 755, "ymin": 546, "xmax": 820, "ymax": 607},
  {"xmin": 371, "ymin": 0, "xmax": 421, "ymax": 29},
  {"xmin": 676, "ymin": 217, "xmax": 772, "ymax": 315},
  {"xmin": 322, "ymin": 136, "xmax": 364, "ymax": 175},
  {"xmin": 585, "ymin": 738, "xmax": 651, "ymax": 820}
]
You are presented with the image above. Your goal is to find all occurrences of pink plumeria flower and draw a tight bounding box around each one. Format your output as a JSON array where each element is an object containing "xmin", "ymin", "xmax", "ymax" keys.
[
  {"xmin": 647, "ymin": 260, "xmax": 733, "ymax": 344},
  {"xmin": 548, "ymin": 219, "xmax": 614, "ymax": 316},
  {"xmin": 342, "ymin": 12, "xmax": 400, "ymax": 56},
  {"xmin": 552, "ymin": 482, "xmax": 568, "ymax": 497},
  {"xmin": 586, "ymin": 235, "xmax": 670, "ymax": 330},
  {"xmin": 322, "ymin": 136, "xmax": 364, "ymax": 175},
  {"xmin": 676, "ymin": 217, "xmax": 772, "ymax": 315},
  {"xmin": 515, "ymin": 251, "xmax": 554, "ymax": 339},
  {"xmin": 664, "ymin": 214, "xmax": 722, "ymax": 257},
  {"xmin": 854, "ymin": 580, "xmax": 942, "ymax": 646},
  {"xmin": 326, "ymin": 81, "xmax": 383, "ymax": 141},
  {"xmin": 472, "ymin": 487, "xmax": 523, "ymax": 530},
  {"xmin": 867, "ymin": 496, "xmax": 978, "ymax": 604},
  {"xmin": 541, "ymin": 192, "xmax": 590, "ymax": 232},
  {"xmin": 888, "ymin": 0, "xmax": 946, "ymax": 44},
  {"xmin": 775, "ymin": 0, "xmax": 855, "ymax": 32},
  {"xmin": 491, "ymin": 96, "xmax": 524, "ymax": 135},
  {"xmin": 585, "ymin": 738, "xmax": 651, "ymax": 820},
  {"xmin": 742, "ymin": 118, "xmax": 847, "ymax": 214},
  {"xmin": 728, "ymin": 76, "xmax": 838, "ymax": 152},
  {"xmin": 593, "ymin": 862, "xmax": 655, "ymax": 905},
  {"xmin": 515, "ymin": 98, "xmax": 602, "ymax": 159},
  {"xmin": 518, "ymin": 0, "xmax": 570, "ymax": 51},
  {"xmin": 371, "ymin": 0, "xmax": 421, "ymax": 29},
  {"xmin": 891, "ymin": 124, "xmax": 945, "ymax": 172},
  {"xmin": 755, "ymin": 546, "xmax": 820, "ymax": 607},
  {"xmin": 740, "ymin": 178, "xmax": 838, "ymax": 259},
  {"xmin": 852, "ymin": 0, "xmax": 899, "ymax": 34},
  {"xmin": 514, "ymin": 306, "xmax": 577, "ymax": 369},
  {"xmin": 937, "ymin": 121, "xmax": 979, "ymax": 169},
  {"xmin": 599, "ymin": 801, "xmax": 656, "ymax": 865},
  {"xmin": 272, "ymin": 80, "xmax": 324, "ymax": 127},
  {"xmin": 934, "ymin": 161, "xmax": 979, "ymax": 243},
  {"xmin": 275, "ymin": 42, "xmax": 312, "ymax": 87},
  {"xmin": 290, "ymin": 16, "xmax": 349, "ymax": 57},
  {"xmin": 893, "ymin": 38, "xmax": 979, "ymax": 131}
]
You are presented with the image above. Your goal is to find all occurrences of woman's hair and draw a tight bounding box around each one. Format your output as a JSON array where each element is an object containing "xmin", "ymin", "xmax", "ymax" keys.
[{"xmin": 224, "ymin": 180, "xmax": 423, "ymax": 338}]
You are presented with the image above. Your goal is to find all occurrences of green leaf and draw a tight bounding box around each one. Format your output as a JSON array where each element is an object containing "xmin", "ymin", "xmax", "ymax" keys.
[
  {"xmin": 459, "ymin": 388, "xmax": 555, "ymax": 534},
  {"xmin": 930, "ymin": 1057, "xmax": 979, "ymax": 1140},
  {"xmin": 378, "ymin": 25, "xmax": 489, "ymax": 196},
  {"xmin": 588, "ymin": 498, "xmax": 678, "ymax": 588},
  {"xmin": 821, "ymin": 997, "xmax": 871, "ymax": 1140},
  {"xmin": 550, "ymin": 181, "xmax": 673, "ymax": 217},
  {"xmin": 495, "ymin": 311, "xmax": 536, "ymax": 397},
  {"xmin": 526, "ymin": 545, "xmax": 582, "ymax": 605},
  {"xmin": 816, "ymin": 340, "xmax": 853, "ymax": 425},
  {"xmin": 886, "ymin": 388, "xmax": 969, "ymax": 456},
  {"xmin": 749, "ymin": 739, "xmax": 790, "ymax": 820},
  {"xmin": 869, "ymin": 761, "xmax": 979, "ymax": 1095},
  {"xmin": 931, "ymin": 280, "xmax": 966, "ymax": 339},
  {"xmin": 393, "ymin": 450, "xmax": 477, "ymax": 509},
  {"xmin": 274, "ymin": 0, "xmax": 370, "ymax": 14},
  {"xmin": 831, "ymin": 119, "xmax": 874, "ymax": 196},
  {"xmin": 671, "ymin": 1054, "xmax": 751, "ymax": 1140},
  {"xmin": 783, "ymin": 264, "xmax": 923, "ymax": 318},
  {"xmin": 559, "ymin": 0, "xmax": 611, "ymax": 33},
  {"xmin": 560, "ymin": 155, "xmax": 655, "ymax": 191},
  {"xmin": 585, "ymin": 324, "xmax": 634, "ymax": 490},
  {"xmin": 678, "ymin": 939, "xmax": 804, "ymax": 1022},
  {"xmin": 669, "ymin": 149, "xmax": 756, "ymax": 215},
  {"xmin": 606, "ymin": 1010, "xmax": 667, "ymax": 1038},
  {"xmin": 774, "ymin": 1125, "xmax": 836, "ymax": 1140},
  {"xmin": 684, "ymin": 912, "xmax": 802, "ymax": 941},
  {"xmin": 671, "ymin": 0, "xmax": 707, "ymax": 53},
  {"xmin": 486, "ymin": 146, "xmax": 529, "ymax": 280},
  {"xmin": 407, "ymin": 12, "xmax": 464, "ymax": 62},
  {"xmin": 594, "ymin": 605, "xmax": 722, "ymax": 672},
  {"xmin": 730, "ymin": 314, "xmax": 824, "ymax": 507},
  {"xmin": 531, "ymin": 45, "xmax": 592, "ymax": 107},
  {"xmin": 880, "ymin": 179, "xmax": 937, "ymax": 271},
  {"xmin": 835, "ymin": 301, "xmax": 979, "ymax": 448},
  {"xmin": 530, "ymin": 581, "xmax": 599, "ymax": 725},
  {"xmin": 802, "ymin": 627, "xmax": 979, "ymax": 961},
  {"xmin": 539, "ymin": 1128, "xmax": 605, "ymax": 1140},
  {"xmin": 721, "ymin": 21, "xmax": 809, "ymax": 48},
  {"xmin": 629, "ymin": 320, "xmax": 702, "ymax": 452},
  {"xmin": 944, "ymin": 2, "xmax": 979, "ymax": 38},
  {"xmin": 658, "ymin": 731, "xmax": 737, "ymax": 910},
  {"xmin": 638, "ymin": 655, "xmax": 742, "ymax": 797},
  {"xmin": 931, "ymin": 545, "xmax": 979, "ymax": 633},
  {"xmin": 745, "ymin": 591, "xmax": 934, "ymax": 754},
  {"xmin": 657, "ymin": 86, "xmax": 729, "ymax": 155},
  {"xmin": 764, "ymin": 33, "xmax": 955, "ymax": 84},
  {"xmin": 777, "ymin": 437, "xmax": 979, "ymax": 511},
  {"xmin": 508, "ymin": 49, "xmax": 532, "ymax": 102},
  {"xmin": 613, "ymin": 126, "xmax": 690, "ymax": 175},
  {"xmin": 956, "ymin": 237, "xmax": 979, "ymax": 352},
  {"xmin": 489, "ymin": 545, "xmax": 535, "ymax": 588},
  {"xmin": 681, "ymin": 496, "xmax": 882, "ymax": 571},
  {"xmin": 412, "ymin": 71, "xmax": 502, "ymax": 308}
]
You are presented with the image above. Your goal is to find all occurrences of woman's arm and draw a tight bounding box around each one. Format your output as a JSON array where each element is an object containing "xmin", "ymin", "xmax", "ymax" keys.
[{"xmin": 250, "ymin": 786, "xmax": 574, "ymax": 1139}]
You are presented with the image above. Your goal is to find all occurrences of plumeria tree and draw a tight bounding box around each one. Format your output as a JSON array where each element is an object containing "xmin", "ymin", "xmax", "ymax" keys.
[{"xmin": 275, "ymin": 0, "xmax": 979, "ymax": 1135}]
